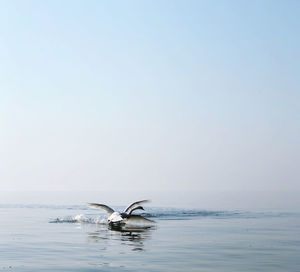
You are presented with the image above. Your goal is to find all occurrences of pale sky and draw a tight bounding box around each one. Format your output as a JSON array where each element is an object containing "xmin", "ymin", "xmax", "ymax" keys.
[{"xmin": 0, "ymin": 0, "xmax": 299, "ymax": 193}]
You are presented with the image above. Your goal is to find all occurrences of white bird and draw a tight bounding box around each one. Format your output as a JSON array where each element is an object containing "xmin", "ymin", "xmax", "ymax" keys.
[{"xmin": 87, "ymin": 200, "xmax": 153, "ymax": 225}]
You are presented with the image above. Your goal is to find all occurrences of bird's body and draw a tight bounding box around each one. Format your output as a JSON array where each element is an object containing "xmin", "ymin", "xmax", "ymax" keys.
[
  {"xmin": 88, "ymin": 200, "xmax": 153, "ymax": 225},
  {"xmin": 107, "ymin": 211, "xmax": 124, "ymax": 224}
]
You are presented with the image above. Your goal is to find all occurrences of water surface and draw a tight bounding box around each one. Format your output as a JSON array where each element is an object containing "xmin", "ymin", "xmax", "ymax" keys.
[{"xmin": 0, "ymin": 205, "xmax": 299, "ymax": 271}]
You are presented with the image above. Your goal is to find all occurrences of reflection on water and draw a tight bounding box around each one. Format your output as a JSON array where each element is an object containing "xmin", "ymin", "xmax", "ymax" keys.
[{"xmin": 87, "ymin": 224, "xmax": 155, "ymax": 252}]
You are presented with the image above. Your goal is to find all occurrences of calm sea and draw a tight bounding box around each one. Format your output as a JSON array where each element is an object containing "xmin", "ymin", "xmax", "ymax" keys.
[{"xmin": 0, "ymin": 204, "xmax": 300, "ymax": 271}]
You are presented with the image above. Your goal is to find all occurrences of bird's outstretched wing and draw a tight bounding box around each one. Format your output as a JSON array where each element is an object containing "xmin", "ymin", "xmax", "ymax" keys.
[
  {"xmin": 124, "ymin": 200, "xmax": 150, "ymax": 214},
  {"xmin": 87, "ymin": 203, "xmax": 114, "ymax": 215}
]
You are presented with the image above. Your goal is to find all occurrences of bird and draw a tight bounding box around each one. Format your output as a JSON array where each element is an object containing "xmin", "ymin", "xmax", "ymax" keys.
[{"xmin": 87, "ymin": 200, "xmax": 153, "ymax": 225}]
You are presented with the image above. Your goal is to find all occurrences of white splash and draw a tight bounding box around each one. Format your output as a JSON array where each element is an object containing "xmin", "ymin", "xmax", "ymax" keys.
[{"xmin": 49, "ymin": 214, "xmax": 107, "ymax": 224}]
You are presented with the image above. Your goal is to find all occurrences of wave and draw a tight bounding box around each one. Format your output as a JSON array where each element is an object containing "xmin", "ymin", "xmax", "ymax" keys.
[
  {"xmin": 138, "ymin": 209, "xmax": 244, "ymax": 220},
  {"xmin": 49, "ymin": 214, "xmax": 107, "ymax": 224},
  {"xmin": 48, "ymin": 210, "xmax": 255, "ymax": 224},
  {"xmin": 1, "ymin": 204, "xmax": 298, "ymax": 221},
  {"xmin": 143, "ymin": 209, "xmax": 300, "ymax": 220}
]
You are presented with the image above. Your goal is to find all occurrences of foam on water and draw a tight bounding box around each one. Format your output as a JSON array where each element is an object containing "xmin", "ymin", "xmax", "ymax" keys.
[{"xmin": 49, "ymin": 214, "xmax": 107, "ymax": 224}]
